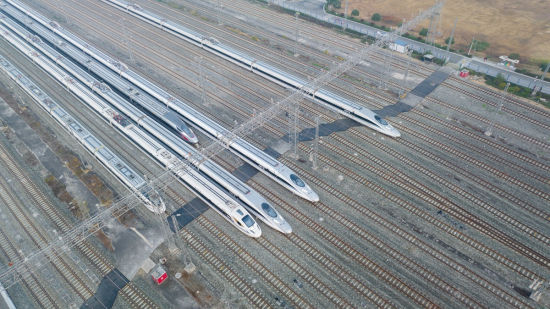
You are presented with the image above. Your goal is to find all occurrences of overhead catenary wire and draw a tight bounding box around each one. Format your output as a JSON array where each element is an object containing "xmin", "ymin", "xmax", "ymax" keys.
[{"xmin": 0, "ymin": 0, "xmax": 445, "ymax": 287}]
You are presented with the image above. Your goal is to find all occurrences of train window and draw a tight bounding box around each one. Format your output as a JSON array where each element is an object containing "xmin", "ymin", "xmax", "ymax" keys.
[
  {"xmin": 374, "ymin": 115, "xmax": 388, "ymax": 125},
  {"xmin": 290, "ymin": 174, "xmax": 305, "ymax": 187},
  {"xmin": 261, "ymin": 203, "xmax": 277, "ymax": 218},
  {"xmin": 178, "ymin": 124, "xmax": 193, "ymax": 136},
  {"xmin": 242, "ymin": 215, "xmax": 255, "ymax": 228}
]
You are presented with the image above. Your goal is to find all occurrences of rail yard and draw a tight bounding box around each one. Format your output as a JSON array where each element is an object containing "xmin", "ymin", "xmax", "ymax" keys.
[{"xmin": 0, "ymin": 0, "xmax": 548, "ymax": 308}]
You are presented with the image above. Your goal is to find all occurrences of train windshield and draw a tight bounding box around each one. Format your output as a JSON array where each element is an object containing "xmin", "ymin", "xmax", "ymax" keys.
[
  {"xmin": 290, "ymin": 174, "xmax": 305, "ymax": 187},
  {"xmin": 261, "ymin": 203, "xmax": 277, "ymax": 218},
  {"xmin": 242, "ymin": 215, "xmax": 255, "ymax": 227},
  {"xmin": 374, "ymin": 115, "xmax": 388, "ymax": 125},
  {"xmin": 177, "ymin": 123, "xmax": 194, "ymax": 136}
]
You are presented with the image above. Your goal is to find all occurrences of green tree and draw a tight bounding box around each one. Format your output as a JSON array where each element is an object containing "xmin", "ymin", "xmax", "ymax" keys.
[
  {"xmin": 351, "ymin": 9, "xmax": 359, "ymax": 16},
  {"xmin": 508, "ymin": 86, "xmax": 520, "ymax": 94},
  {"xmin": 445, "ymin": 37, "xmax": 455, "ymax": 45},
  {"xmin": 419, "ymin": 28, "xmax": 428, "ymax": 36},
  {"xmin": 371, "ymin": 13, "xmax": 381, "ymax": 21},
  {"xmin": 508, "ymin": 53, "xmax": 520, "ymax": 60},
  {"xmin": 475, "ymin": 40, "xmax": 490, "ymax": 52},
  {"xmin": 327, "ymin": 0, "xmax": 341, "ymax": 8},
  {"xmin": 540, "ymin": 62, "xmax": 549, "ymax": 71}
]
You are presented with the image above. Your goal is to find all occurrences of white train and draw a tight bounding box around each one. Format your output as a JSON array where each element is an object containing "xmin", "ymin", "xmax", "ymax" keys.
[
  {"xmin": 0, "ymin": 18, "xmax": 262, "ymax": 237},
  {"xmin": 4, "ymin": 0, "xmax": 320, "ymax": 203},
  {"xmin": 98, "ymin": 0, "xmax": 400, "ymax": 137},
  {"xmin": 0, "ymin": 55, "xmax": 166, "ymax": 214},
  {"xmin": 1, "ymin": 6, "xmax": 293, "ymax": 234}
]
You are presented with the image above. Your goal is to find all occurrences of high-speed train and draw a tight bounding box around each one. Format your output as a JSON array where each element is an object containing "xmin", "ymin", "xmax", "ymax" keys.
[
  {"xmin": 164, "ymin": 112, "xmax": 198, "ymax": 144},
  {"xmin": 0, "ymin": 18, "xmax": 262, "ymax": 237},
  {"xmin": 0, "ymin": 6, "xmax": 292, "ymax": 233},
  {"xmin": 98, "ymin": 0, "xmax": 400, "ymax": 137},
  {"xmin": 8, "ymin": 0, "xmax": 320, "ymax": 203},
  {"xmin": 11, "ymin": 1, "xmax": 319, "ymax": 202},
  {"xmin": 0, "ymin": 9, "xmax": 289, "ymax": 235},
  {"xmin": 0, "ymin": 55, "xmax": 166, "ymax": 214}
]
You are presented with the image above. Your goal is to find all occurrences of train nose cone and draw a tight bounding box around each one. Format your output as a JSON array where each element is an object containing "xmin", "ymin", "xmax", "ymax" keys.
[
  {"xmin": 279, "ymin": 221, "xmax": 293, "ymax": 234},
  {"xmin": 188, "ymin": 135, "xmax": 199, "ymax": 144},
  {"xmin": 390, "ymin": 128, "xmax": 401, "ymax": 137},
  {"xmin": 250, "ymin": 225, "xmax": 262, "ymax": 238},
  {"xmin": 307, "ymin": 190, "xmax": 320, "ymax": 203}
]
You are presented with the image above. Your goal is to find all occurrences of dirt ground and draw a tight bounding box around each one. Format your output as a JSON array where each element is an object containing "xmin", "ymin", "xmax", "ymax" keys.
[{"xmin": 335, "ymin": 0, "xmax": 550, "ymax": 62}]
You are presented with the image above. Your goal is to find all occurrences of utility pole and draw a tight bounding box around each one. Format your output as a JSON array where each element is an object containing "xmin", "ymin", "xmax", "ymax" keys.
[
  {"xmin": 485, "ymin": 82, "xmax": 510, "ymax": 137},
  {"xmin": 217, "ymin": 0, "xmax": 223, "ymax": 25},
  {"xmin": 446, "ymin": 18, "xmax": 457, "ymax": 62},
  {"xmin": 467, "ymin": 35, "xmax": 475, "ymax": 56},
  {"xmin": 400, "ymin": 49, "xmax": 413, "ymax": 97},
  {"xmin": 426, "ymin": 13, "xmax": 435, "ymax": 46},
  {"xmin": 294, "ymin": 12, "xmax": 300, "ymax": 57},
  {"xmin": 0, "ymin": 1, "xmax": 447, "ymax": 289},
  {"xmin": 196, "ymin": 57, "xmax": 208, "ymax": 105},
  {"xmin": 344, "ymin": 0, "xmax": 349, "ymax": 29},
  {"xmin": 532, "ymin": 61, "xmax": 549, "ymax": 96},
  {"xmin": 312, "ymin": 116, "xmax": 320, "ymax": 170},
  {"xmin": 121, "ymin": 18, "xmax": 135, "ymax": 65},
  {"xmin": 293, "ymin": 102, "xmax": 299, "ymax": 158}
]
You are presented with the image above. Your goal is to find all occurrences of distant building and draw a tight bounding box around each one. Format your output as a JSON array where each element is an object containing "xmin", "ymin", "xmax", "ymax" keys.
[
  {"xmin": 498, "ymin": 55, "xmax": 519, "ymax": 71},
  {"xmin": 389, "ymin": 39, "xmax": 408, "ymax": 53}
]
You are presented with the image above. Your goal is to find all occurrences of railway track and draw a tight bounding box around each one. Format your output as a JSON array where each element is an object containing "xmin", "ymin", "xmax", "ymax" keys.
[
  {"xmin": 124, "ymin": 0, "xmax": 549, "ymax": 246},
  {"xmin": 72, "ymin": 0, "xmax": 550, "ymax": 195},
  {"xmin": 196, "ymin": 216, "xmax": 316, "ymax": 309},
  {"xmin": 446, "ymin": 76, "xmax": 550, "ymax": 120},
  {"xmin": 0, "ymin": 142, "xmax": 96, "ymax": 302},
  {"xmin": 0, "ymin": 45, "xmax": 162, "ymax": 309},
  {"xmin": 0, "ymin": 220, "xmax": 60, "ymax": 308},
  {"xmin": 193, "ymin": 102, "xmax": 534, "ymax": 307},
  {"xmin": 145, "ymin": 0, "xmax": 550, "ymax": 130},
  {"xmin": 191, "ymin": 72, "xmax": 548, "ymax": 290},
  {"xmin": 182, "ymin": 229, "xmax": 271, "ymax": 308},
  {"xmin": 253, "ymin": 167, "xmax": 532, "ymax": 309},
  {"xmin": 162, "ymin": 187, "xmax": 275, "ymax": 308},
  {"xmin": 98, "ymin": 0, "xmax": 550, "ymax": 270},
  {"xmin": 18, "ymin": 0, "xmax": 550, "ymax": 306},
  {"xmin": 209, "ymin": 0, "xmax": 550, "ymax": 122},
  {"xmin": 58, "ymin": 0, "xmax": 549, "ymax": 193},
  {"xmin": 2, "ymin": 11, "xmax": 323, "ymax": 308},
  {"xmin": 167, "ymin": 186, "xmax": 352, "ymax": 309},
  {"xmin": 203, "ymin": 98, "xmax": 540, "ymax": 306}
]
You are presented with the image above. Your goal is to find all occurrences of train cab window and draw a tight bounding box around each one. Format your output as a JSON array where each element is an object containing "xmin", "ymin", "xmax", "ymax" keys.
[
  {"xmin": 177, "ymin": 124, "xmax": 193, "ymax": 136},
  {"xmin": 290, "ymin": 174, "xmax": 305, "ymax": 187},
  {"xmin": 374, "ymin": 115, "xmax": 388, "ymax": 125},
  {"xmin": 242, "ymin": 215, "xmax": 255, "ymax": 227},
  {"xmin": 261, "ymin": 203, "xmax": 277, "ymax": 218}
]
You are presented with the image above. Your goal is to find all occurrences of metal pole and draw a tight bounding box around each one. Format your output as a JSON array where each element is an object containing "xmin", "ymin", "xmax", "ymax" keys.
[
  {"xmin": 426, "ymin": 13, "xmax": 435, "ymax": 46},
  {"xmin": 197, "ymin": 57, "xmax": 208, "ymax": 105},
  {"xmin": 288, "ymin": 107, "xmax": 292, "ymax": 144},
  {"xmin": 401, "ymin": 50, "xmax": 412, "ymax": 97},
  {"xmin": 344, "ymin": 0, "xmax": 348, "ymax": 29},
  {"xmin": 378, "ymin": 51, "xmax": 387, "ymax": 89},
  {"xmin": 217, "ymin": 0, "xmax": 223, "ymax": 25},
  {"xmin": 313, "ymin": 116, "xmax": 320, "ymax": 170},
  {"xmin": 121, "ymin": 18, "xmax": 135, "ymax": 65},
  {"xmin": 294, "ymin": 12, "xmax": 300, "ymax": 57},
  {"xmin": 446, "ymin": 18, "xmax": 457, "ymax": 53},
  {"xmin": 293, "ymin": 102, "xmax": 299, "ymax": 158},
  {"xmin": 485, "ymin": 82, "xmax": 509, "ymax": 137},
  {"xmin": 532, "ymin": 62, "xmax": 550, "ymax": 96},
  {"xmin": 467, "ymin": 35, "xmax": 475, "ymax": 56},
  {"xmin": 386, "ymin": 50, "xmax": 394, "ymax": 90}
]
